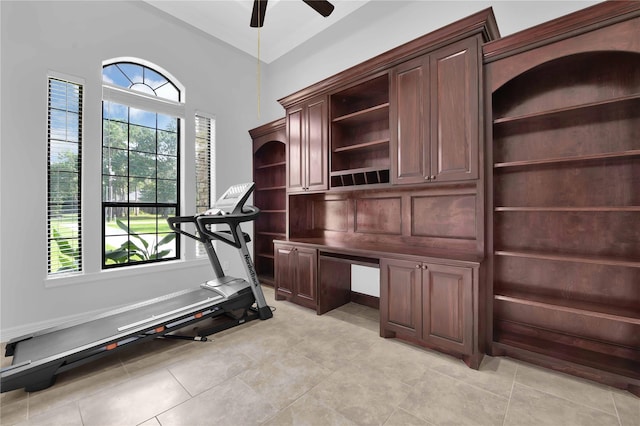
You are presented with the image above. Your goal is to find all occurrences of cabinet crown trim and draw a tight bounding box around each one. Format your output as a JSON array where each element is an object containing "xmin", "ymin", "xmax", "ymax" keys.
[
  {"xmin": 279, "ymin": 7, "xmax": 499, "ymax": 108},
  {"xmin": 483, "ymin": 1, "xmax": 640, "ymax": 63}
]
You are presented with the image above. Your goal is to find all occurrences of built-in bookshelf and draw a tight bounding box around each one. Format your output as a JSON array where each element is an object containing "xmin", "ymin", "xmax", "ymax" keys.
[
  {"xmin": 250, "ymin": 119, "xmax": 287, "ymax": 286},
  {"xmin": 487, "ymin": 43, "xmax": 640, "ymax": 392},
  {"xmin": 330, "ymin": 74, "xmax": 390, "ymax": 188}
]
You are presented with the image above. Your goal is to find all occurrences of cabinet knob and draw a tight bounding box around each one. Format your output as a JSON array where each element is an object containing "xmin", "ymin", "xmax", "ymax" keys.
[
  {"xmin": 430, "ymin": 175, "xmax": 436, "ymax": 180},
  {"xmin": 416, "ymin": 264, "xmax": 421, "ymax": 268},
  {"xmin": 422, "ymin": 265, "xmax": 428, "ymax": 270}
]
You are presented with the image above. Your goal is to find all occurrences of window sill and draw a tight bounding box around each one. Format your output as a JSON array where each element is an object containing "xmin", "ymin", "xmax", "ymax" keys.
[{"xmin": 44, "ymin": 258, "xmax": 210, "ymax": 288}]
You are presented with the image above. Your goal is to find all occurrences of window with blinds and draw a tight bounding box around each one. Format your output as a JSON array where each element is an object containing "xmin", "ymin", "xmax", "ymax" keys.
[
  {"xmin": 195, "ymin": 114, "xmax": 215, "ymax": 257},
  {"xmin": 48, "ymin": 77, "xmax": 83, "ymax": 275}
]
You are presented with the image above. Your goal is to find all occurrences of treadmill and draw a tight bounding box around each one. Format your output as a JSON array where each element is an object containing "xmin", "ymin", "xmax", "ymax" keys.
[{"xmin": 1, "ymin": 182, "xmax": 272, "ymax": 393}]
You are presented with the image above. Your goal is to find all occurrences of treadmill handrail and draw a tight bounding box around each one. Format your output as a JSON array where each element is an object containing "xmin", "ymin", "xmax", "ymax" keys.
[
  {"xmin": 196, "ymin": 206, "xmax": 260, "ymax": 249},
  {"xmin": 166, "ymin": 216, "xmax": 203, "ymax": 242}
]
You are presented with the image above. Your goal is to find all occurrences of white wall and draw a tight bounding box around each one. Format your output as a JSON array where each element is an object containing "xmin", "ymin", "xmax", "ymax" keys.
[
  {"xmin": 0, "ymin": 0, "xmax": 264, "ymax": 339},
  {"xmin": 260, "ymin": 0, "xmax": 601, "ymax": 121},
  {"xmin": 1, "ymin": 0, "xmax": 600, "ymax": 339}
]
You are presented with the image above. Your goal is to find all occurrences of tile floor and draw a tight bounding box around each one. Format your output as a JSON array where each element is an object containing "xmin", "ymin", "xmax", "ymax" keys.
[{"xmin": 1, "ymin": 287, "xmax": 638, "ymax": 426}]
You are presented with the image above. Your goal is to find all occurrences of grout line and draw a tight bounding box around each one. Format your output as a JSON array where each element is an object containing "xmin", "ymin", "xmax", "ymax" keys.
[
  {"xmin": 502, "ymin": 364, "xmax": 517, "ymax": 426},
  {"xmin": 610, "ymin": 390, "xmax": 623, "ymax": 426}
]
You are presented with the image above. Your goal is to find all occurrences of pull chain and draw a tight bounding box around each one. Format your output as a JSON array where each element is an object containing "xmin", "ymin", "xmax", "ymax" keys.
[{"xmin": 256, "ymin": 2, "xmax": 261, "ymax": 119}]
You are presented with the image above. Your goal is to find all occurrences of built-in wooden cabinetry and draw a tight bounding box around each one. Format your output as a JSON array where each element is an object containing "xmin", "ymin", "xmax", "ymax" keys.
[
  {"xmin": 286, "ymin": 97, "xmax": 328, "ymax": 193},
  {"xmin": 483, "ymin": 2, "xmax": 640, "ymax": 395},
  {"xmin": 391, "ymin": 37, "xmax": 480, "ymax": 185},
  {"xmin": 380, "ymin": 258, "xmax": 481, "ymax": 368},
  {"xmin": 271, "ymin": 8, "xmax": 498, "ymax": 369},
  {"xmin": 274, "ymin": 242, "xmax": 317, "ymax": 310},
  {"xmin": 249, "ymin": 119, "xmax": 286, "ymax": 286}
]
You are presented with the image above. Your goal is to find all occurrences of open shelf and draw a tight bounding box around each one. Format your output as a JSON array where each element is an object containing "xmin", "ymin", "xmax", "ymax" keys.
[
  {"xmin": 255, "ymin": 161, "xmax": 286, "ymax": 170},
  {"xmin": 494, "ymin": 149, "xmax": 640, "ymax": 169},
  {"xmin": 333, "ymin": 138, "xmax": 389, "ymax": 153},
  {"xmin": 332, "ymin": 103, "xmax": 390, "ymax": 124},
  {"xmin": 494, "ymin": 290, "xmax": 640, "ymax": 325},
  {"xmin": 494, "ymin": 250, "xmax": 640, "ymax": 268},
  {"xmin": 493, "ymin": 93, "xmax": 640, "ymax": 127},
  {"xmin": 493, "ymin": 331, "xmax": 640, "ymax": 382}
]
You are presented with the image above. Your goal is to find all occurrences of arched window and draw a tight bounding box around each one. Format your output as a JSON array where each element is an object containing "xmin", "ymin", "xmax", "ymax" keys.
[{"xmin": 101, "ymin": 59, "xmax": 183, "ymax": 268}]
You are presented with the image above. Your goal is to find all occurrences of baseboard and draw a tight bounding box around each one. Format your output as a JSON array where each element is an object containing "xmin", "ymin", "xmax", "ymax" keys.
[{"xmin": 350, "ymin": 291, "xmax": 379, "ymax": 309}]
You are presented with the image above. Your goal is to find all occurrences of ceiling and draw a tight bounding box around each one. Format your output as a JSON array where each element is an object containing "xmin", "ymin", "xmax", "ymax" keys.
[{"xmin": 144, "ymin": 0, "xmax": 370, "ymax": 64}]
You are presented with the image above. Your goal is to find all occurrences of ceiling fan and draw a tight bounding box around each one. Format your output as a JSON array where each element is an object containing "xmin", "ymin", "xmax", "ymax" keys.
[{"xmin": 250, "ymin": 0, "xmax": 335, "ymax": 27}]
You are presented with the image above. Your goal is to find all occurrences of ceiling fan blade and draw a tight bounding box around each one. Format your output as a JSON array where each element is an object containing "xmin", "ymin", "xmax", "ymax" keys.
[
  {"xmin": 250, "ymin": 0, "xmax": 268, "ymax": 27},
  {"xmin": 302, "ymin": 0, "xmax": 335, "ymax": 18}
]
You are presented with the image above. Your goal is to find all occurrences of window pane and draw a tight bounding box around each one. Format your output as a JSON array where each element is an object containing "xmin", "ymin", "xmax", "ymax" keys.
[
  {"xmin": 129, "ymin": 177, "xmax": 156, "ymax": 203},
  {"xmin": 130, "ymin": 108, "xmax": 156, "ymax": 128},
  {"xmin": 103, "ymin": 101, "xmax": 128, "ymax": 122},
  {"xmin": 129, "ymin": 151, "xmax": 156, "ymax": 178},
  {"xmin": 50, "ymin": 141, "xmax": 79, "ymax": 171},
  {"xmin": 117, "ymin": 63, "xmax": 144, "ymax": 84},
  {"xmin": 157, "ymin": 179, "xmax": 176, "ymax": 203},
  {"xmin": 129, "ymin": 207, "xmax": 156, "ymax": 235},
  {"xmin": 144, "ymin": 67, "xmax": 168, "ymax": 89},
  {"xmin": 102, "ymin": 64, "xmax": 131, "ymax": 88},
  {"xmin": 103, "ymin": 120, "xmax": 128, "ymax": 149},
  {"xmin": 102, "ymin": 147, "xmax": 128, "ymax": 176},
  {"xmin": 155, "ymin": 84, "xmax": 179, "ymax": 102},
  {"xmin": 158, "ymin": 130, "xmax": 177, "ymax": 155},
  {"xmin": 129, "ymin": 124, "xmax": 156, "ymax": 153},
  {"xmin": 157, "ymin": 155, "xmax": 177, "ymax": 179},
  {"xmin": 102, "ymin": 176, "xmax": 128, "ymax": 202}
]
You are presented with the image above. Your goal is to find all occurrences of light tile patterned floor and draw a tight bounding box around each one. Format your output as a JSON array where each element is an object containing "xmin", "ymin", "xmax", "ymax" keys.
[{"xmin": 1, "ymin": 287, "xmax": 638, "ymax": 425}]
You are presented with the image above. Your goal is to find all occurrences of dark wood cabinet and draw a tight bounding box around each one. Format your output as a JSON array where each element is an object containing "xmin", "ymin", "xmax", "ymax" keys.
[
  {"xmin": 391, "ymin": 37, "xmax": 480, "ymax": 185},
  {"xmin": 274, "ymin": 242, "xmax": 318, "ymax": 310},
  {"xmin": 381, "ymin": 258, "xmax": 479, "ymax": 367},
  {"xmin": 286, "ymin": 97, "xmax": 328, "ymax": 193},
  {"xmin": 250, "ymin": 119, "xmax": 286, "ymax": 286},
  {"xmin": 484, "ymin": 2, "xmax": 640, "ymax": 395}
]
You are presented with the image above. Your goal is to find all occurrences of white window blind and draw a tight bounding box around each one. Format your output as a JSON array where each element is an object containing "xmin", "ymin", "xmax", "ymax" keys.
[
  {"xmin": 48, "ymin": 77, "xmax": 83, "ymax": 275},
  {"xmin": 195, "ymin": 113, "xmax": 215, "ymax": 257}
]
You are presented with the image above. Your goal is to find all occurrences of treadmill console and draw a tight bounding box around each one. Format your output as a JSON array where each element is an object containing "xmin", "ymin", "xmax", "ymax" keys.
[{"xmin": 203, "ymin": 182, "xmax": 255, "ymax": 215}]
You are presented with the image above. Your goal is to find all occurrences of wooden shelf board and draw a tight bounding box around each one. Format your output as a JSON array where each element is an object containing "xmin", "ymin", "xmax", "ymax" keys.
[
  {"xmin": 494, "ymin": 150, "xmax": 640, "ymax": 169},
  {"xmin": 494, "ymin": 291, "xmax": 640, "ymax": 325},
  {"xmin": 333, "ymin": 138, "xmax": 389, "ymax": 153},
  {"xmin": 495, "ymin": 206, "xmax": 640, "ymax": 212},
  {"xmin": 493, "ymin": 93, "xmax": 640, "ymax": 126},
  {"xmin": 255, "ymin": 161, "xmax": 286, "ymax": 170},
  {"xmin": 492, "ymin": 333, "xmax": 640, "ymax": 383},
  {"xmin": 256, "ymin": 231, "xmax": 286, "ymax": 237},
  {"xmin": 494, "ymin": 250, "xmax": 640, "ymax": 268},
  {"xmin": 332, "ymin": 103, "xmax": 390, "ymax": 123},
  {"xmin": 256, "ymin": 185, "xmax": 286, "ymax": 192},
  {"xmin": 257, "ymin": 252, "xmax": 275, "ymax": 260},
  {"xmin": 330, "ymin": 166, "xmax": 390, "ymax": 176}
]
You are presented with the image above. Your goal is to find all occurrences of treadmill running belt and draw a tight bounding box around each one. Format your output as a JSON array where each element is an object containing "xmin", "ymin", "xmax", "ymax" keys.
[{"xmin": 11, "ymin": 288, "xmax": 222, "ymax": 365}]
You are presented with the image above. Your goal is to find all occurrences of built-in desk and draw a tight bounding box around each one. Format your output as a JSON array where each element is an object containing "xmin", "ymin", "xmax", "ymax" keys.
[{"xmin": 273, "ymin": 238, "xmax": 485, "ymax": 369}]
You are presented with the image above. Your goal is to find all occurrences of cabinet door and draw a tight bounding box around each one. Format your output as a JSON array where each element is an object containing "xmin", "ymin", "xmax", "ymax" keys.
[
  {"xmin": 294, "ymin": 247, "xmax": 318, "ymax": 309},
  {"xmin": 422, "ymin": 263, "xmax": 473, "ymax": 354},
  {"xmin": 286, "ymin": 106, "xmax": 305, "ymax": 192},
  {"xmin": 305, "ymin": 98, "xmax": 328, "ymax": 192},
  {"xmin": 429, "ymin": 37, "xmax": 479, "ymax": 182},
  {"xmin": 274, "ymin": 244, "xmax": 296, "ymax": 297},
  {"xmin": 380, "ymin": 258, "xmax": 422, "ymax": 338},
  {"xmin": 391, "ymin": 56, "xmax": 430, "ymax": 185}
]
